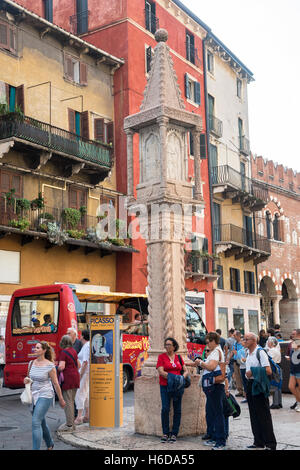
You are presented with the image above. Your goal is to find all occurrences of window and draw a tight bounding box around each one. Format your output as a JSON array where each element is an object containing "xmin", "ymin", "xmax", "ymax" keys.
[
  {"xmin": 94, "ymin": 118, "xmax": 114, "ymax": 145},
  {"xmin": 2, "ymin": 83, "xmax": 25, "ymax": 113},
  {"xmin": 64, "ymin": 54, "xmax": 88, "ymax": 85},
  {"xmin": 145, "ymin": 1, "xmax": 157, "ymax": 34},
  {"xmin": 217, "ymin": 265, "xmax": 224, "ymax": 289},
  {"xmin": 230, "ymin": 268, "xmax": 240, "ymax": 292},
  {"xmin": 184, "ymin": 73, "xmax": 201, "ymax": 105},
  {"xmin": 11, "ymin": 293, "xmax": 60, "ymax": 335},
  {"xmin": 237, "ymin": 78, "xmax": 242, "ymax": 98},
  {"xmin": 0, "ymin": 250, "xmax": 20, "ymax": 284},
  {"xmin": 186, "ymin": 31, "xmax": 195, "ymax": 64},
  {"xmin": 189, "ymin": 132, "xmax": 194, "ymax": 156},
  {"xmin": 207, "ymin": 50, "xmax": 214, "ymax": 74},
  {"xmin": 69, "ymin": 186, "xmax": 87, "ymax": 210},
  {"xmin": 0, "ymin": 20, "xmax": 17, "ymax": 55},
  {"xmin": 145, "ymin": 45, "xmax": 153, "ymax": 74},
  {"xmin": 218, "ymin": 308, "xmax": 228, "ymax": 336},
  {"xmin": 244, "ymin": 271, "xmax": 255, "ymax": 294},
  {"xmin": 76, "ymin": 0, "xmax": 89, "ymax": 35},
  {"xmin": 248, "ymin": 310, "xmax": 259, "ymax": 335},
  {"xmin": 233, "ymin": 308, "xmax": 244, "ymax": 334},
  {"xmin": 68, "ymin": 109, "xmax": 89, "ymax": 139},
  {"xmin": 200, "ymin": 134, "xmax": 207, "ymax": 159},
  {"xmin": 44, "ymin": 0, "xmax": 53, "ymax": 22}
]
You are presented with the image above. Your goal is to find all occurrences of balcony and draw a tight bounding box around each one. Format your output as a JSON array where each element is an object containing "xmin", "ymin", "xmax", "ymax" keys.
[
  {"xmin": 239, "ymin": 135, "xmax": 250, "ymax": 156},
  {"xmin": 211, "ymin": 165, "xmax": 268, "ymax": 211},
  {"xmin": 185, "ymin": 251, "xmax": 218, "ymax": 283},
  {"xmin": 0, "ymin": 114, "xmax": 112, "ymax": 184},
  {"xmin": 208, "ymin": 114, "xmax": 223, "ymax": 138},
  {"xmin": 0, "ymin": 203, "xmax": 136, "ymax": 255},
  {"xmin": 213, "ymin": 223, "xmax": 271, "ymax": 264}
]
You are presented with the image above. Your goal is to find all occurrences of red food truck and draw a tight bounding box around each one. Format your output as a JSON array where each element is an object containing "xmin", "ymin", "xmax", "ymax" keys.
[{"xmin": 4, "ymin": 284, "xmax": 207, "ymax": 391}]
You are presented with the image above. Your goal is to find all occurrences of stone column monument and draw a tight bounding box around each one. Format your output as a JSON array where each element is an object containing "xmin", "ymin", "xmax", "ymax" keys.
[{"xmin": 124, "ymin": 29, "xmax": 206, "ymax": 436}]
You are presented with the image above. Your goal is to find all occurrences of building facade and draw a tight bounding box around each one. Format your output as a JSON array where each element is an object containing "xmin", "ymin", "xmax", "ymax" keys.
[
  {"xmin": 203, "ymin": 33, "xmax": 271, "ymax": 336},
  {"xmin": 0, "ymin": 0, "xmax": 134, "ymax": 332},
  {"xmin": 251, "ymin": 155, "xmax": 300, "ymax": 338}
]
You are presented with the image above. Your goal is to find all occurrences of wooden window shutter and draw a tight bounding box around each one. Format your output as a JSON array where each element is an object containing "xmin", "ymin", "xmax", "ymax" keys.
[
  {"xmin": 230, "ymin": 268, "xmax": 234, "ymax": 291},
  {"xmin": 9, "ymin": 25, "xmax": 17, "ymax": 54},
  {"xmin": 244, "ymin": 271, "xmax": 249, "ymax": 294},
  {"xmin": 217, "ymin": 265, "xmax": 224, "ymax": 290},
  {"xmin": 80, "ymin": 111, "xmax": 89, "ymax": 139},
  {"xmin": 250, "ymin": 271, "xmax": 255, "ymax": 294},
  {"xmin": 64, "ymin": 53, "xmax": 74, "ymax": 80},
  {"xmin": 68, "ymin": 108, "xmax": 76, "ymax": 134},
  {"xmin": 69, "ymin": 188, "xmax": 78, "ymax": 209},
  {"xmin": 94, "ymin": 118, "xmax": 104, "ymax": 141},
  {"xmin": 184, "ymin": 74, "xmax": 190, "ymax": 99},
  {"xmin": 80, "ymin": 62, "xmax": 88, "ymax": 85},
  {"xmin": 0, "ymin": 171, "xmax": 10, "ymax": 193},
  {"xmin": 107, "ymin": 122, "xmax": 114, "ymax": 146},
  {"xmin": 0, "ymin": 21, "xmax": 9, "ymax": 50},
  {"xmin": 12, "ymin": 174, "xmax": 22, "ymax": 197},
  {"xmin": 236, "ymin": 269, "xmax": 240, "ymax": 292},
  {"xmin": 16, "ymin": 85, "xmax": 25, "ymax": 113},
  {"xmin": 200, "ymin": 133, "xmax": 207, "ymax": 159},
  {"xmin": 194, "ymin": 81, "xmax": 201, "ymax": 105}
]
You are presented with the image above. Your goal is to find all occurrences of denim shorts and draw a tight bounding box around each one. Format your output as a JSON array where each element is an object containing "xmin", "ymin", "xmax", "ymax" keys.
[{"xmin": 290, "ymin": 372, "xmax": 300, "ymax": 379}]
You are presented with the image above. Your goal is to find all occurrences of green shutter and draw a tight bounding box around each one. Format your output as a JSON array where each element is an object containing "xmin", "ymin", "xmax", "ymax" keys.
[
  {"xmin": 194, "ymin": 81, "xmax": 201, "ymax": 105},
  {"xmin": 184, "ymin": 73, "xmax": 190, "ymax": 99},
  {"xmin": 200, "ymin": 133, "xmax": 206, "ymax": 159}
]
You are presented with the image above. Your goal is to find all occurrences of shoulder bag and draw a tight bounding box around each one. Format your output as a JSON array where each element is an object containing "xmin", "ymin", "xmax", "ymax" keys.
[
  {"xmin": 178, "ymin": 355, "xmax": 191, "ymax": 388},
  {"xmin": 212, "ymin": 349, "xmax": 226, "ymax": 384},
  {"xmin": 20, "ymin": 361, "xmax": 33, "ymax": 405}
]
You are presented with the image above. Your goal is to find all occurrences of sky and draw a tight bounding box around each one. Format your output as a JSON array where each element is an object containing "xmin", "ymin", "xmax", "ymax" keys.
[{"xmin": 179, "ymin": 0, "xmax": 300, "ymax": 172}]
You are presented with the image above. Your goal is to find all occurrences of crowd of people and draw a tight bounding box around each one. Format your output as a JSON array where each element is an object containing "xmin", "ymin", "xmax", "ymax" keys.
[
  {"xmin": 156, "ymin": 326, "xmax": 300, "ymax": 450},
  {"xmin": 23, "ymin": 327, "xmax": 90, "ymax": 450}
]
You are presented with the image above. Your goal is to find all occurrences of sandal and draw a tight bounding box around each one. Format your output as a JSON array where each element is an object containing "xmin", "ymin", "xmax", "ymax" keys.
[{"xmin": 74, "ymin": 417, "xmax": 83, "ymax": 425}]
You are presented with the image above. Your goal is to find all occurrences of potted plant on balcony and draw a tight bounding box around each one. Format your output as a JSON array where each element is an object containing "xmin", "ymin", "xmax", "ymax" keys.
[
  {"xmin": 66, "ymin": 229, "xmax": 86, "ymax": 240},
  {"xmin": 47, "ymin": 222, "xmax": 69, "ymax": 246},
  {"xmin": 31, "ymin": 193, "xmax": 45, "ymax": 210},
  {"xmin": 16, "ymin": 198, "xmax": 31, "ymax": 214},
  {"xmin": 61, "ymin": 208, "xmax": 81, "ymax": 230},
  {"xmin": 8, "ymin": 217, "xmax": 30, "ymax": 232}
]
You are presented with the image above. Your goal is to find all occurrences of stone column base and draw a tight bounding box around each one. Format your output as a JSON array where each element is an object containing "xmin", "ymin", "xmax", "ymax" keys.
[{"xmin": 134, "ymin": 375, "xmax": 206, "ymax": 437}]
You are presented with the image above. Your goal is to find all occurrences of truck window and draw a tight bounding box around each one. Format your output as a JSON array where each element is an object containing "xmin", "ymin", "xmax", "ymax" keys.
[{"xmin": 11, "ymin": 293, "xmax": 59, "ymax": 335}]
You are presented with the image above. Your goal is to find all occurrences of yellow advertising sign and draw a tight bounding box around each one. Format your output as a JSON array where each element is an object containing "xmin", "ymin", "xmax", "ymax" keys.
[{"xmin": 89, "ymin": 315, "xmax": 123, "ymax": 428}]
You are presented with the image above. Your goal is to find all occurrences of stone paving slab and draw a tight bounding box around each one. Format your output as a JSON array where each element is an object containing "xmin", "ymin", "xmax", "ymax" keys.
[{"xmin": 57, "ymin": 394, "xmax": 300, "ymax": 451}]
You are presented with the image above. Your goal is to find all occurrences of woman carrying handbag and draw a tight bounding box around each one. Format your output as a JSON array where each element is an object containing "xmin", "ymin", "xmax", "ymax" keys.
[
  {"xmin": 195, "ymin": 332, "xmax": 227, "ymax": 450},
  {"xmin": 24, "ymin": 341, "xmax": 65, "ymax": 450}
]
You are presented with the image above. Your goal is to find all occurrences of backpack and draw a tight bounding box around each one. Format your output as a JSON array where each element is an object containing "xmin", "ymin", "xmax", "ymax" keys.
[{"xmin": 256, "ymin": 347, "xmax": 282, "ymax": 389}]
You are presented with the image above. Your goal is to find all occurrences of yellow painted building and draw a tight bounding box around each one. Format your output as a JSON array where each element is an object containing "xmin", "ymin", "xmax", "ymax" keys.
[{"xmin": 0, "ymin": 1, "xmax": 132, "ymax": 330}]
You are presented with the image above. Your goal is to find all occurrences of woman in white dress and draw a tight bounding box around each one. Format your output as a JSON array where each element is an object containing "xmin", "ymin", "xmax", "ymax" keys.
[{"xmin": 74, "ymin": 330, "xmax": 90, "ymax": 424}]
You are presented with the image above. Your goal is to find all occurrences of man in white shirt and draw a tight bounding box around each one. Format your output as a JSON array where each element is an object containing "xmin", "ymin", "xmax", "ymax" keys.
[{"xmin": 244, "ymin": 332, "xmax": 277, "ymax": 450}]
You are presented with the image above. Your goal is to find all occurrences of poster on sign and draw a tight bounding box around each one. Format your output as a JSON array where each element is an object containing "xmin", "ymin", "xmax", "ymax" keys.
[{"xmin": 89, "ymin": 315, "xmax": 123, "ymax": 428}]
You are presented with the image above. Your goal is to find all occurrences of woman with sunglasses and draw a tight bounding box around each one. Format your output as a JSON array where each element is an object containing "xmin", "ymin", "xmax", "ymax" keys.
[
  {"xmin": 156, "ymin": 337, "xmax": 189, "ymax": 443},
  {"xmin": 195, "ymin": 331, "xmax": 227, "ymax": 450}
]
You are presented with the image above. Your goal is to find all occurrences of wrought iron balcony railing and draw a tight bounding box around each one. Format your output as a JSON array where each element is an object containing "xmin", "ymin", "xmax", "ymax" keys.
[
  {"xmin": 211, "ymin": 165, "xmax": 268, "ymax": 207},
  {"xmin": 239, "ymin": 135, "xmax": 250, "ymax": 156},
  {"xmin": 0, "ymin": 114, "xmax": 112, "ymax": 169},
  {"xmin": 213, "ymin": 223, "xmax": 271, "ymax": 254},
  {"xmin": 208, "ymin": 114, "xmax": 223, "ymax": 138}
]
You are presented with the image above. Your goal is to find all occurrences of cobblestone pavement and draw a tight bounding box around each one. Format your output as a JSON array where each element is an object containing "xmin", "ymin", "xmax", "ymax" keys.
[{"xmin": 57, "ymin": 393, "xmax": 300, "ymax": 451}]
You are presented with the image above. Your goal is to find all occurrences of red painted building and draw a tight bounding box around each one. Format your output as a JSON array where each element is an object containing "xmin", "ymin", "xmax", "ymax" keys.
[{"xmin": 13, "ymin": 0, "xmax": 216, "ymax": 329}]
